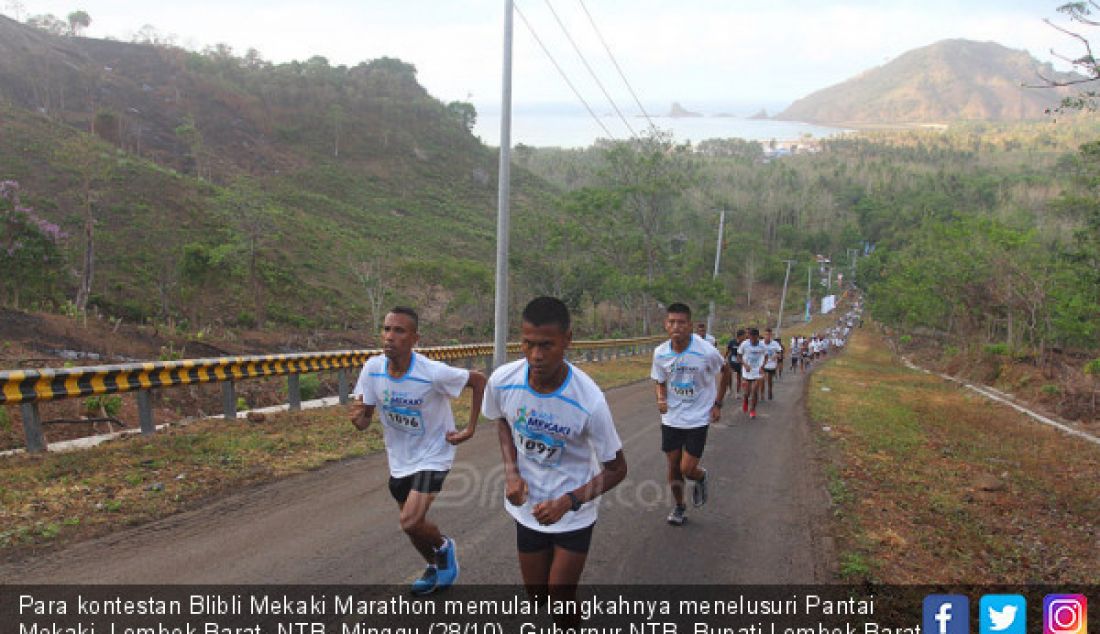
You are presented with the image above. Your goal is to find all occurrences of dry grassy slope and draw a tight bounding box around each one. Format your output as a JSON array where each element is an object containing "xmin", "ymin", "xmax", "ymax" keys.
[
  {"xmin": 0, "ymin": 16, "xmax": 561, "ymax": 331},
  {"xmin": 777, "ymin": 39, "xmax": 1081, "ymax": 125}
]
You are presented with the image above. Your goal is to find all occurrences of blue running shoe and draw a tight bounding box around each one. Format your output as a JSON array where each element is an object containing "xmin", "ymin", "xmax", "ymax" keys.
[
  {"xmin": 434, "ymin": 537, "xmax": 459, "ymax": 590},
  {"xmin": 410, "ymin": 565, "xmax": 437, "ymax": 596}
]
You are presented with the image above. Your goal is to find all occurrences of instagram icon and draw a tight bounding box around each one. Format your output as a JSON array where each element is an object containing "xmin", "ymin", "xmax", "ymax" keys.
[{"xmin": 1044, "ymin": 595, "xmax": 1087, "ymax": 634}]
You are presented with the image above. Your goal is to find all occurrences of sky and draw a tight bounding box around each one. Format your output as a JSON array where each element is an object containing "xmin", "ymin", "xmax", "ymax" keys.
[{"xmin": 3, "ymin": 1, "xmax": 1084, "ymax": 114}]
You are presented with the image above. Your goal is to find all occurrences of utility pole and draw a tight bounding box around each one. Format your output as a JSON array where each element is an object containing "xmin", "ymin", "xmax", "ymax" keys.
[
  {"xmin": 706, "ymin": 209, "xmax": 726, "ymax": 336},
  {"xmin": 776, "ymin": 259, "xmax": 795, "ymax": 338},
  {"xmin": 492, "ymin": 0, "xmax": 514, "ymax": 370},
  {"xmin": 804, "ymin": 263, "xmax": 812, "ymax": 322}
]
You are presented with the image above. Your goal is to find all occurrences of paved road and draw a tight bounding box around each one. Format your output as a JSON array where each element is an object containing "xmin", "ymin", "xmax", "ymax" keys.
[{"xmin": 2, "ymin": 364, "xmax": 835, "ymax": 584}]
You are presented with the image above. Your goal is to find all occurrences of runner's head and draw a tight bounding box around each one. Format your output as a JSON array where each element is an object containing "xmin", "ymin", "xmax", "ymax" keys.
[
  {"xmin": 665, "ymin": 303, "xmax": 692, "ymax": 346},
  {"xmin": 764, "ymin": 327, "xmax": 773, "ymax": 342},
  {"xmin": 695, "ymin": 322, "xmax": 707, "ymax": 336},
  {"xmin": 382, "ymin": 306, "xmax": 420, "ymax": 361},
  {"xmin": 736, "ymin": 328, "xmax": 746, "ymax": 342},
  {"xmin": 521, "ymin": 296, "xmax": 573, "ymax": 385},
  {"xmin": 748, "ymin": 327, "xmax": 760, "ymax": 343}
]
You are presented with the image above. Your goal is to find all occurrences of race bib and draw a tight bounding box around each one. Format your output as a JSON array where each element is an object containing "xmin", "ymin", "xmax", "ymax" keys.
[
  {"xmin": 670, "ymin": 380, "xmax": 697, "ymax": 401},
  {"xmin": 382, "ymin": 405, "xmax": 425, "ymax": 435},
  {"xmin": 514, "ymin": 423, "xmax": 565, "ymax": 468}
]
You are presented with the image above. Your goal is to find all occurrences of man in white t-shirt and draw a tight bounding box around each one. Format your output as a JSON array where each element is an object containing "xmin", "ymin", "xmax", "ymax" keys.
[
  {"xmin": 351, "ymin": 306, "xmax": 487, "ymax": 595},
  {"xmin": 761, "ymin": 328, "xmax": 784, "ymax": 400},
  {"xmin": 484, "ymin": 297, "xmax": 626, "ymax": 613},
  {"xmin": 695, "ymin": 321, "xmax": 717, "ymax": 348},
  {"xmin": 652, "ymin": 303, "xmax": 731, "ymax": 526},
  {"xmin": 738, "ymin": 328, "xmax": 767, "ymax": 418}
]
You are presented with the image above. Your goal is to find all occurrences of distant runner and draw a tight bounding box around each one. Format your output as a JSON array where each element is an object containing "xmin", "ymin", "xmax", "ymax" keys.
[
  {"xmin": 762, "ymin": 328, "xmax": 783, "ymax": 400},
  {"xmin": 738, "ymin": 328, "xmax": 767, "ymax": 418}
]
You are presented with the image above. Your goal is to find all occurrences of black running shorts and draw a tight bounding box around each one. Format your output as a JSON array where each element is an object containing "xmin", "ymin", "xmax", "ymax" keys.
[
  {"xmin": 516, "ymin": 521, "xmax": 595, "ymax": 554},
  {"xmin": 388, "ymin": 470, "xmax": 448, "ymax": 504},
  {"xmin": 660, "ymin": 424, "xmax": 708, "ymax": 458}
]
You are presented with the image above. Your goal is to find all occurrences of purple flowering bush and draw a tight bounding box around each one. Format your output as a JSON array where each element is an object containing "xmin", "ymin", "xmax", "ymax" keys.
[{"xmin": 1, "ymin": 180, "xmax": 68, "ymax": 307}]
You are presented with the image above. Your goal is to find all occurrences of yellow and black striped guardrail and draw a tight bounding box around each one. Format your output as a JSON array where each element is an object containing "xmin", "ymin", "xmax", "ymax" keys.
[{"xmin": 2, "ymin": 336, "xmax": 663, "ymax": 453}]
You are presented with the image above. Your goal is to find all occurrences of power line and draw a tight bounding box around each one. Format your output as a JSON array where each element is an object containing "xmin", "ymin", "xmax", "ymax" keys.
[
  {"xmin": 513, "ymin": 2, "xmax": 617, "ymax": 141},
  {"xmin": 576, "ymin": 0, "xmax": 656, "ymax": 132},
  {"xmin": 540, "ymin": 0, "xmax": 637, "ymax": 138}
]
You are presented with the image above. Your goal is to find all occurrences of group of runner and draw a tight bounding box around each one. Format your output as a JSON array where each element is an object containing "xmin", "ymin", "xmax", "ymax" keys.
[
  {"xmin": 347, "ymin": 298, "xmax": 853, "ymax": 603},
  {"xmin": 723, "ymin": 326, "xmax": 785, "ymax": 418}
]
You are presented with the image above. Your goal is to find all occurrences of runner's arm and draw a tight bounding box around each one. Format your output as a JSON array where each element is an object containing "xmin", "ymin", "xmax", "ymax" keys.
[
  {"xmin": 533, "ymin": 450, "xmax": 627, "ymax": 525},
  {"xmin": 495, "ymin": 417, "xmax": 528, "ymax": 506},
  {"xmin": 446, "ymin": 370, "xmax": 487, "ymax": 444},
  {"xmin": 350, "ymin": 398, "xmax": 376, "ymax": 431},
  {"xmin": 654, "ymin": 380, "xmax": 668, "ymax": 414}
]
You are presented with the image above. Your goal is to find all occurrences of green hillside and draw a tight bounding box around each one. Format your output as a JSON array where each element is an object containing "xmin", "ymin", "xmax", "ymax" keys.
[
  {"xmin": 0, "ymin": 15, "xmax": 556, "ymax": 336},
  {"xmin": 776, "ymin": 39, "xmax": 1082, "ymax": 125}
]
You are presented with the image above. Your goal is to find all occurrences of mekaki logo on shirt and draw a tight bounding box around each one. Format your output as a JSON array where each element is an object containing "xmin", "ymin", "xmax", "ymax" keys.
[{"xmin": 515, "ymin": 406, "xmax": 573, "ymax": 437}]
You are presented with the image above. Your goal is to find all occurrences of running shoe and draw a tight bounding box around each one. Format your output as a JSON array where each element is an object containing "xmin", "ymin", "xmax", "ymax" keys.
[
  {"xmin": 692, "ymin": 468, "xmax": 709, "ymax": 508},
  {"xmin": 750, "ymin": 410, "xmax": 757, "ymax": 419},
  {"xmin": 742, "ymin": 400, "xmax": 749, "ymax": 413},
  {"xmin": 433, "ymin": 536, "xmax": 459, "ymax": 590},
  {"xmin": 410, "ymin": 565, "xmax": 437, "ymax": 596},
  {"xmin": 667, "ymin": 505, "xmax": 686, "ymax": 526}
]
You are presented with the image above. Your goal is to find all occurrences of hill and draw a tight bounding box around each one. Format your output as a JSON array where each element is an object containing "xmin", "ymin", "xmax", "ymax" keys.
[
  {"xmin": 775, "ymin": 39, "xmax": 1083, "ymax": 125},
  {"xmin": 0, "ymin": 15, "xmax": 557, "ymax": 338}
]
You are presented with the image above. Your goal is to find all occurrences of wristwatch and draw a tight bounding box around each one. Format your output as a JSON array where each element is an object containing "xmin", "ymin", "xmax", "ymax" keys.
[{"xmin": 567, "ymin": 491, "xmax": 582, "ymax": 512}]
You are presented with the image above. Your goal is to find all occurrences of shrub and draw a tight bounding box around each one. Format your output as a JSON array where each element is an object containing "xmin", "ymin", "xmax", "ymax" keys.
[
  {"xmin": 84, "ymin": 395, "xmax": 123, "ymax": 417},
  {"xmin": 983, "ymin": 343, "xmax": 1009, "ymax": 356},
  {"xmin": 0, "ymin": 407, "xmax": 11, "ymax": 432},
  {"xmin": 898, "ymin": 335, "xmax": 912, "ymax": 345},
  {"xmin": 1041, "ymin": 384, "xmax": 1061, "ymax": 396},
  {"xmin": 300, "ymin": 373, "xmax": 321, "ymax": 401}
]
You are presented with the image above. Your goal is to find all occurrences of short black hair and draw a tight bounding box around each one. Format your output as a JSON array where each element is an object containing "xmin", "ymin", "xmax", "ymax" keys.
[
  {"xmin": 522, "ymin": 296, "xmax": 571, "ymax": 332},
  {"xmin": 749, "ymin": 327, "xmax": 760, "ymax": 337},
  {"xmin": 736, "ymin": 329, "xmax": 745, "ymax": 336},
  {"xmin": 667, "ymin": 302, "xmax": 691, "ymax": 317},
  {"xmin": 388, "ymin": 306, "xmax": 419, "ymax": 331}
]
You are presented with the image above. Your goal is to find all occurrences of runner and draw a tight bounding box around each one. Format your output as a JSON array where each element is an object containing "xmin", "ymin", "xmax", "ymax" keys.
[
  {"xmin": 789, "ymin": 335, "xmax": 800, "ymax": 374},
  {"xmin": 696, "ymin": 322, "xmax": 717, "ymax": 348},
  {"xmin": 652, "ymin": 303, "xmax": 731, "ymax": 526},
  {"xmin": 775, "ymin": 334, "xmax": 786, "ymax": 379},
  {"xmin": 726, "ymin": 329, "xmax": 746, "ymax": 396},
  {"xmin": 351, "ymin": 306, "xmax": 487, "ymax": 595},
  {"xmin": 762, "ymin": 328, "xmax": 783, "ymax": 400},
  {"xmin": 738, "ymin": 328, "xmax": 767, "ymax": 418},
  {"xmin": 485, "ymin": 296, "xmax": 627, "ymax": 610}
]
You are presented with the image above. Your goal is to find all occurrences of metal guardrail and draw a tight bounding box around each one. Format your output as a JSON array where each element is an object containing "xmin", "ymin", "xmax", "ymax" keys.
[{"xmin": 2, "ymin": 336, "xmax": 663, "ymax": 453}]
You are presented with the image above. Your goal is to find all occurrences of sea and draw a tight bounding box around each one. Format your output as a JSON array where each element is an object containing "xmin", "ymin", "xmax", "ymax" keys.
[{"xmin": 472, "ymin": 104, "xmax": 848, "ymax": 149}]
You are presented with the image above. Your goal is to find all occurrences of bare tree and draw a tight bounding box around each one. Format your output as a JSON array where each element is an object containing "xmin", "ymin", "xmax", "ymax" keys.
[
  {"xmin": 1034, "ymin": 2, "xmax": 1100, "ymax": 110},
  {"xmin": 350, "ymin": 258, "xmax": 389, "ymax": 333}
]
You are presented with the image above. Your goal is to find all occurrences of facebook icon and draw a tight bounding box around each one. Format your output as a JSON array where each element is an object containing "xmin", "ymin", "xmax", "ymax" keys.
[{"xmin": 924, "ymin": 595, "xmax": 970, "ymax": 634}]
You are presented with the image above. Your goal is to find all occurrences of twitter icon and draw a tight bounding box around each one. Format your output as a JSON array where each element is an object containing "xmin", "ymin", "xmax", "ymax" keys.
[{"xmin": 981, "ymin": 595, "xmax": 1027, "ymax": 634}]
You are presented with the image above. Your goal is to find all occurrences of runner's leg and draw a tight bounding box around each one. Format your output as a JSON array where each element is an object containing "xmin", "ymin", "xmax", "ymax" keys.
[{"xmin": 399, "ymin": 491, "xmax": 443, "ymax": 563}]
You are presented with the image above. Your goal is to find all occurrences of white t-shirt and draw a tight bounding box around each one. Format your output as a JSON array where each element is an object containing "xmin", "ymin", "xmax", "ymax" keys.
[
  {"xmin": 703, "ymin": 333, "xmax": 717, "ymax": 348},
  {"xmin": 651, "ymin": 334, "xmax": 727, "ymax": 429},
  {"xmin": 353, "ymin": 353, "xmax": 470, "ymax": 478},
  {"xmin": 483, "ymin": 360, "xmax": 623, "ymax": 533},
  {"xmin": 738, "ymin": 339, "xmax": 768, "ymax": 380},
  {"xmin": 763, "ymin": 340, "xmax": 783, "ymax": 370}
]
